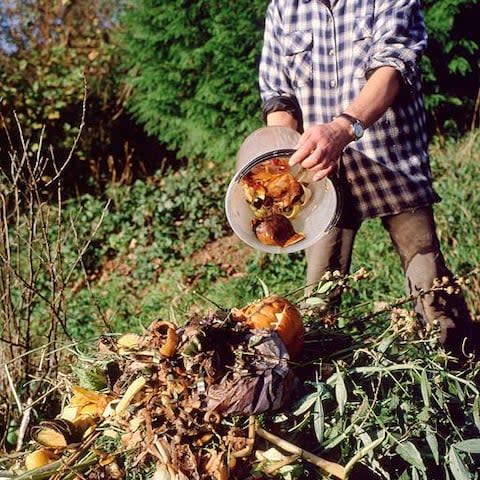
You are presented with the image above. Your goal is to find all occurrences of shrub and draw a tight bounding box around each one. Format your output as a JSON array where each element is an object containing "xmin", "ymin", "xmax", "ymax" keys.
[
  {"xmin": 0, "ymin": 0, "xmax": 159, "ymax": 191},
  {"xmin": 422, "ymin": 0, "xmax": 479, "ymax": 137}
]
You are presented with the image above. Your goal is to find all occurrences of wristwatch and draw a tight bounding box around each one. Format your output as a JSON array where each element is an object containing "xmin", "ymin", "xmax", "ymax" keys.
[{"xmin": 337, "ymin": 113, "xmax": 365, "ymax": 141}]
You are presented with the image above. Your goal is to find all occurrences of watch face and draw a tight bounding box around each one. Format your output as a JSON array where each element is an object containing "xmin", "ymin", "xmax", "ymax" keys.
[{"xmin": 352, "ymin": 122, "xmax": 364, "ymax": 139}]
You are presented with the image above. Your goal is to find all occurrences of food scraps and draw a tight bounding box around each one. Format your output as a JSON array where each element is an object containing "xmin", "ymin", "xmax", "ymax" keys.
[
  {"xmin": 253, "ymin": 214, "xmax": 304, "ymax": 248},
  {"xmin": 18, "ymin": 296, "xmax": 307, "ymax": 479},
  {"xmin": 231, "ymin": 295, "xmax": 305, "ymax": 360},
  {"xmin": 241, "ymin": 157, "xmax": 309, "ymax": 247}
]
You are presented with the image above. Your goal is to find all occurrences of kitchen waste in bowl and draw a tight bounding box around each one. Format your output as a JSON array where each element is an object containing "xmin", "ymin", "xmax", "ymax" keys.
[{"xmin": 225, "ymin": 126, "xmax": 340, "ymax": 254}]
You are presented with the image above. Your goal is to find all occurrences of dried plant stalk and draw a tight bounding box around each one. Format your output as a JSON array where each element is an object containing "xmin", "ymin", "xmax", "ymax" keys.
[
  {"xmin": 0, "ymin": 79, "xmax": 111, "ymax": 452},
  {"xmin": 256, "ymin": 427, "xmax": 346, "ymax": 480}
]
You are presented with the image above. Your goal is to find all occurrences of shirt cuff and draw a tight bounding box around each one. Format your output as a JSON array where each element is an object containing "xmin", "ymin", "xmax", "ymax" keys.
[
  {"xmin": 367, "ymin": 57, "xmax": 419, "ymax": 96},
  {"xmin": 261, "ymin": 96, "xmax": 303, "ymax": 129}
]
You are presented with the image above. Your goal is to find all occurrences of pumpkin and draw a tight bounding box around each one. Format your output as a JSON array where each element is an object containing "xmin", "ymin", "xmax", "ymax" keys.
[{"xmin": 231, "ymin": 295, "xmax": 304, "ymax": 359}]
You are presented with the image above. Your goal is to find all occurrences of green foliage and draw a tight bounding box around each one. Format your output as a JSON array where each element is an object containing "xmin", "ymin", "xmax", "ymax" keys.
[
  {"xmin": 67, "ymin": 163, "xmax": 229, "ymax": 264},
  {"xmin": 287, "ymin": 309, "xmax": 480, "ymax": 478},
  {"xmin": 119, "ymin": 0, "xmax": 265, "ymax": 164},
  {"xmin": 422, "ymin": 0, "xmax": 479, "ymax": 136},
  {"xmin": 429, "ymin": 131, "xmax": 480, "ymax": 316}
]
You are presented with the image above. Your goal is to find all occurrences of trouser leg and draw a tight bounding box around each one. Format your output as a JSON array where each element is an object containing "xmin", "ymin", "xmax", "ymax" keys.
[
  {"xmin": 381, "ymin": 206, "xmax": 476, "ymax": 358},
  {"xmin": 305, "ymin": 225, "xmax": 357, "ymax": 298}
]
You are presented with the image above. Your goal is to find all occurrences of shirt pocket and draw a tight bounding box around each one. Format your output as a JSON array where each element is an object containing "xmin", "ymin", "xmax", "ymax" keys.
[
  {"xmin": 352, "ymin": 17, "xmax": 373, "ymax": 78},
  {"xmin": 283, "ymin": 30, "xmax": 313, "ymax": 88}
]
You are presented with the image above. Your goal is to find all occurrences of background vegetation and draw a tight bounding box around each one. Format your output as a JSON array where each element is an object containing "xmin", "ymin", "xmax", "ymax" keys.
[{"xmin": 0, "ymin": 0, "xmax": 479, "ymax": 478}]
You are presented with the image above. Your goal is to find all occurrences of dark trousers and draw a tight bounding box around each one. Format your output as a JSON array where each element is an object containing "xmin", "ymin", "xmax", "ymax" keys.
[{"xmin": 305, "ymin": 206, "xmax": 476, "ymax": 358}]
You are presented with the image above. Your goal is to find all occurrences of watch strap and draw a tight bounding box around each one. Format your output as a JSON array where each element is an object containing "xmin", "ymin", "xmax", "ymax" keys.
[{"xmin": 337, "ymin": 113, "xmax": 364, "ymax": 127}]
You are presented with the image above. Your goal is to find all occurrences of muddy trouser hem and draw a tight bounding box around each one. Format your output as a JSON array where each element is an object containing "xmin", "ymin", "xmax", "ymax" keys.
[{"xmin": 305, "ymin": 206, "xmax": 476, "ymax": 358}]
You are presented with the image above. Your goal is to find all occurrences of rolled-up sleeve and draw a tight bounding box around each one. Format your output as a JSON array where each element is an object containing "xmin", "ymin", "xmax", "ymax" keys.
[
  {"xmin": 259, "ymin": 2, "xmax": 302, "ymax": 124},
  {"xmin": 367, "ymin": 0, "xmax": 427, "ymax": 94}
]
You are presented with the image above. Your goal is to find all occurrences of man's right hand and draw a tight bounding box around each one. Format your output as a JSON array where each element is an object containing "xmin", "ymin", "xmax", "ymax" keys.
[{"xmin": 288, "ymin": 119, "xmax": 353, "ymax": 181}]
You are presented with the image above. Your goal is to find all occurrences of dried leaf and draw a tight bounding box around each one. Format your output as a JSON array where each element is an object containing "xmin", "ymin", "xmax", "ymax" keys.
[{"xmin": 117, "ymin": 333, "xmax": 141, "ymax": 351}]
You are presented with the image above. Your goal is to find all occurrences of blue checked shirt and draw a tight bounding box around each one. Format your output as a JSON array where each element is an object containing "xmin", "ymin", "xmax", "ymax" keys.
[{"xmin": 259, "ymin": 0, "xmax": 440, "ymax": 219}]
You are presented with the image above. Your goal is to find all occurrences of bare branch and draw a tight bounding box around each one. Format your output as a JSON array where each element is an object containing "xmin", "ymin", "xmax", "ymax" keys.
[{"xmin": 45, "ymin": 75, "xmax": 87, "ymax": 187}]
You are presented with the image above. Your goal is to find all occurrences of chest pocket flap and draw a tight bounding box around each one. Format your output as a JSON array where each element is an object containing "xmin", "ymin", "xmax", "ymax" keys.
[
  {"xmin": 283, "ymin": 30, "xmax": 313, "ymax": 56},
  {"xmin": 352, "ymin": 16, "xmax": 373, "ymax": 41}
]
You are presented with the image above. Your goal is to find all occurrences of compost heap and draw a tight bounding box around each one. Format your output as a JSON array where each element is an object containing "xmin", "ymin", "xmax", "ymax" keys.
[{"xmin": 21, "ymin": 295, "xmax": 306, "ymax": 479}]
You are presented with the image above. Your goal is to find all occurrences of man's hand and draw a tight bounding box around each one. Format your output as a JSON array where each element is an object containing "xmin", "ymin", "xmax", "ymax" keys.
[
  {"xmin": 288, "ymin": 119, "xmax": 353, "ymax": 181},
  {"xmin": 272, "ymin": 66, "xmax": 403, "ymax": 182}
]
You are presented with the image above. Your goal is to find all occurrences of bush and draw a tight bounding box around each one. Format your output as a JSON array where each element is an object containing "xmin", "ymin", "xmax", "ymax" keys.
[
  {"xmin": 422, "ymin": 0, "xmax": 479, "ymax": 137},
  {"xmin": 0, "ymin": 0, "xmax": 162, "ymax": 192}
]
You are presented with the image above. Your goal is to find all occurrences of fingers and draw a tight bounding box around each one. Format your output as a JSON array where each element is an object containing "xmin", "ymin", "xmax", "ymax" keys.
[
  {"xmin": 289, "ymin": 138, "xmax": 314, "ymax": 166},
  {"xmin": 288, "ymin": 124, "xmax": 342, "ymax": 181},
  {"xmin": 290, "ymin": 143, "xmax": 333, "ymax": 172},
  {"xmin": 312, "ymin": 164, "xmax": 335, "ymax": 182},
  {"xmin": 300, "ymin": 145, "xmax": 331, "ymax": 170}
]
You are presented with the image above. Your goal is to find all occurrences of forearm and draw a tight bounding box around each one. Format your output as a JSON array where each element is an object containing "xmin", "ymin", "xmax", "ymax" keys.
[
  {"xmin": 340, "ymin": 66, "xmax": 402, "ymax": 129},
  {"xmin": 266, "ymin": 111, "xmax": 299, "ymax": 130},
  {"xmin": 289, "ymin": 66, "xmax": 404, "ymax": 180},
  {"xmin": 266, "ymin": 66, "xmax": 401, "ymax": 134}
]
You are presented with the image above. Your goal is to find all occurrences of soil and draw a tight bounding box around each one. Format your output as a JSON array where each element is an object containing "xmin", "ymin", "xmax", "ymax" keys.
[{"xmin": 190, "ymin": 234, "xmax": 255, "ymax": 276}]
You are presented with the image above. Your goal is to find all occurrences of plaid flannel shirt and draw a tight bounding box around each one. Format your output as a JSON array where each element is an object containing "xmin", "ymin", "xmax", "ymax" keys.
[{"xmin": 259, "ymin": 0, "xmax": 440, "ymax": 220}]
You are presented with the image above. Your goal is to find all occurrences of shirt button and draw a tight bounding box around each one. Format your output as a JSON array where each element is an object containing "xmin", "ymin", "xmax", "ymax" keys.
[
  {"xmin": 329, "ymin": 80, "xmax": 337, "ymax": 88},
  {"xmin": 328, "ymin": 49, "xmax": 335, "ymax": 56}
]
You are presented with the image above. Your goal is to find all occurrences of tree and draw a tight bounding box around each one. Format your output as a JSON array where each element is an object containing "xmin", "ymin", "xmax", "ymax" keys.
[{"xmin": 119, "ymin": 0, "xmax": 265, "ymax": 164}]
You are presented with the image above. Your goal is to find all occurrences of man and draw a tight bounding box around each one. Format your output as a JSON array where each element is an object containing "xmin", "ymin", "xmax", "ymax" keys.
[{"xmin": 258, "ymin": 0, "xmax": 477, "ymax": 358}]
